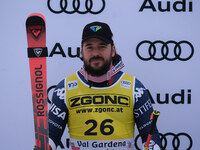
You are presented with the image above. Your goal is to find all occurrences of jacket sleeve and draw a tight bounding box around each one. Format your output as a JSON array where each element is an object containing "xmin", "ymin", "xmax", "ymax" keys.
[
  {"xmin": 48, "ymin": 79, "xmax": 68, "ymax": 150},
  {"xmin": 133, "ymin": 78, "xmax": 161, "ymax": 150}
]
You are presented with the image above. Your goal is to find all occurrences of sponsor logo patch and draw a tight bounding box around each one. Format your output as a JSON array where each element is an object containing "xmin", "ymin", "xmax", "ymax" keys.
[
  {"xmin": 68, "ymin": 80, "xmax": 78, "ymax": 90},
  {"xmin": 120, "ymin": 80, "xmax": 131, "ymax": 89}
]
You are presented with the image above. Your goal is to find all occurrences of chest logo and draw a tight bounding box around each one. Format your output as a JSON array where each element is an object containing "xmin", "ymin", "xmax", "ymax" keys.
[
  {"xmin": 120, "ymin": 80, "xmax": 131, "ymax": 89},
  {"xmin": 67, "ymin": 80, "xmax": 78, "ymax": 90}
]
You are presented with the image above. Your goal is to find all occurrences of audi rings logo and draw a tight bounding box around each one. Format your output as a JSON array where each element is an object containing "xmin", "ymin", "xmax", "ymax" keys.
[
  {"xmin": 160, "ymin": 133, "xmax": 193, "ymax": 150},
  {"xmin": 47, "ymin": 0, "xmax": 106, "ymax": 14},
  {"xmin": 134, "ymin": 132, "xmax": 193, "ymax": 150},
  {"xmin": 136, "ymin": 40, "xmax": 194, "ymax": 61}
]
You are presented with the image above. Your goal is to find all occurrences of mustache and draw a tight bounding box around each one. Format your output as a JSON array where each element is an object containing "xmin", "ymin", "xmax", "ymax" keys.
[{"xmin": 89, "ymin": 56, "xmax": 104, "ymax": 62}]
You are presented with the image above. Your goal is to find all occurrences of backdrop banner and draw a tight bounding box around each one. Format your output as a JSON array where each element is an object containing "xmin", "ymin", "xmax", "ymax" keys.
[{"xmin": 1, "ymin": 0, "xmax": 199, "ymax": 149}]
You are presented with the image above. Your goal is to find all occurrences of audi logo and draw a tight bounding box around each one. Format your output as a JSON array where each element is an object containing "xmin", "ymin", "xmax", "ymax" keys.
[
  {"xmin": 47, "ymin": 0, "xmax": 106, "ymax": 14},
  {"xmin": 136, "ymin": 40, "xmax": 194, "ymax": 61},
  {"xmin": 134, "ymin": 132, "xmax": 193, "ymax": 150}
]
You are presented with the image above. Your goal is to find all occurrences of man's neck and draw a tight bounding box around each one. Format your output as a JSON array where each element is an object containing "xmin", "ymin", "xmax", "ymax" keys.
[{"xmin": 77, "ymin": 71, "xmax": 123, "ymax": 87}]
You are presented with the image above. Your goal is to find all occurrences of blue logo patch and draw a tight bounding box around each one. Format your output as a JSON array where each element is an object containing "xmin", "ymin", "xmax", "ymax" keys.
[{"xmin": 67, "ymin": 80, "xmax": 78, "ymax": 90}]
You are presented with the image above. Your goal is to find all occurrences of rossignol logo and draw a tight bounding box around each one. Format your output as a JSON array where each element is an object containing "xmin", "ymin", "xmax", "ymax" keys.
[
  {"xmin": 34, "ymin": 65, "xmax": 45, "ymax": 116},
  {"xmin": 69, "ymin": 94, "xmax": 130, "ymax": 109},
  {"xmin": 28, "ymin": 47, "xmax": 48, "ymax": 58},
  {"xmin": 90, "ymin": 26, "xmax": 102, "ymax": 32},
  {"xmin": 139, "ymin": 0, "xmax": 193, "ymax": 12},
  {"xmin": 33, "ymin": 48, "xmax": 43, "ymax": 57},
  {"xmin": 31, "ymin": 28, "xmax": 42, "ymax": 39}
]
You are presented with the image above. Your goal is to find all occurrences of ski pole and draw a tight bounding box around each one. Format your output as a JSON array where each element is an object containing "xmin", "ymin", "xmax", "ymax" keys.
[{"xmin": 144, "ymin": 110, "xmax": 160, "ymax": 150}]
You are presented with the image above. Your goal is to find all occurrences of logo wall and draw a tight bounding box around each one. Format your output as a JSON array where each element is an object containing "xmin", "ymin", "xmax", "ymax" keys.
[
  {"xmin": 136, "ymin": 40, "xmax": 194, "ymax": 61},
  {"xmin": 47, "ymin": 0, "xmax": 106, "ymax": 14},
  {"xmin": 139, "ymin": 0, "xmax": 193, "ymax": 12},
  {"xmin": 48, "ymin": 43, "xmax": 80, "ymax": 58},
  {"xmin": 42, "ymin": 0, "xmax": 198, "ymax": 149},
  {"xmin": 147, "ymin": 89, "xmax": 192, "ymax": 104},
  {"xmin": 135, "ymin": 132, "xmax": 193, "ymax": 150}
]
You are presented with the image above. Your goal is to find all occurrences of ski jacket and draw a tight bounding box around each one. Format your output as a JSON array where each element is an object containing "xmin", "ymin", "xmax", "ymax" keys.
[{"xmin": 48, "ymin": 71, "xmax": 161, "ymax": 150}]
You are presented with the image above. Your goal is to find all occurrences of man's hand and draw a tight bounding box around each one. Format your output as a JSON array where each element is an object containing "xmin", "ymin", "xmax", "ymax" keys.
[{"xmin": 33, "ymin": 145, "xmax": 36, "ymax": 150}]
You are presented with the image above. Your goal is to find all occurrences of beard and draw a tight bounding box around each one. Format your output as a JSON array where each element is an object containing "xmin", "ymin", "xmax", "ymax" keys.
[{"xmin": 84, "ymin": 56, "xmax": 112, "ymax": 77}]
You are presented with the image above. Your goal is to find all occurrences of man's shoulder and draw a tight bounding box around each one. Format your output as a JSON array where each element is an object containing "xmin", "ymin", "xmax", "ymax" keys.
[
  {"xmin": 66, "ymin": 72, "xmax": 79, "ymax": 81},
  {"xmin": 120, "ymin": 71, "xmax": 136, "ymax": 79},
  {"xmin": 120, "ymin": 72, "xmax": 146, "ymax": 88},
  {"xmin": 55, "ymin": 72, "xmax": 77, "ymax": 88}
]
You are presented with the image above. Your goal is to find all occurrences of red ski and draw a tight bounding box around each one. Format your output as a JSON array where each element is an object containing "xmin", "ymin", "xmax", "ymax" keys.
[{"xmin": 26, "ymin": 13, "xmax": 49, "ymax": 150}]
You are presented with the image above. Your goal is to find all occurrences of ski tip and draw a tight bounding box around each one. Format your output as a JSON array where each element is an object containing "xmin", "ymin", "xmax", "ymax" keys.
[
  {"xmin": 26, "ymin": 13, "xmax": 46, "ymax": 27},
  {"xmin": 27, "ymin": 13, "xmax": 46, "ymax": 22},
  {"xmin": 26, "ymin": 13, "xmax": 46, "ymax": 23}
]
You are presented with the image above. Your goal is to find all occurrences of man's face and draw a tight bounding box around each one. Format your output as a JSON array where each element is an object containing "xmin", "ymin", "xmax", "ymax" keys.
[{"xmin": 82, "ymin": 38, "xmax": 115, "ymax": 76}]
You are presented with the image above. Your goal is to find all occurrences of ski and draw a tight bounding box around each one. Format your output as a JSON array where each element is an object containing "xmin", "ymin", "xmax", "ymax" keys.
[{"xmin": 26, "ymin": 13, "xmax": 49, "ymax": 150}]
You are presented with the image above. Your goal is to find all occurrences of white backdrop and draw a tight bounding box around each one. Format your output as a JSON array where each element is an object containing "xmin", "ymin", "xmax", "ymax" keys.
[{"xmin": 1, "ymin": 0, "xmax": 200, "ymax": 149}]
